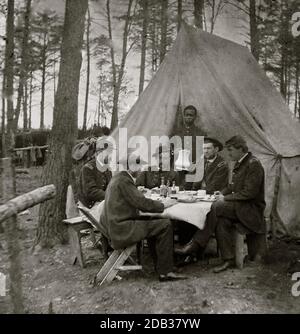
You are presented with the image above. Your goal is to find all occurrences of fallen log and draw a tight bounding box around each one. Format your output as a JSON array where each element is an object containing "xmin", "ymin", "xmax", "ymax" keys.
[{"xmin": 0, "ymin": 185, "xmax": 56, "ymax": 224}]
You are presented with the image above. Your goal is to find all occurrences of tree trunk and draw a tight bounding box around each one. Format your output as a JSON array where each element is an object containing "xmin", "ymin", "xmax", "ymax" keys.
[
  {"xmin": 249, "ymin": 0, "xmax": 260, "ymax": 61},
  {"xmin": 22, "ymin": 79, "xmax": 28, "ymax": 130},
  {"xmin": 109, "ymin": 0, "xmax": 134, "ymax": 131},
  {"xmin": 150, "ymin": 4, "xmax": 158, "ymax": 73},
  {"xmin": 53, "ymin": 58, "xmax": 56, "ymax": 103},
  {"xmin": 13, "ymin": 0, "xmax": 32, "ymax": 132},
  {"xmin": 138, "ymin": 0, "xmax": 148, "ymax": 95},
  {"xmin": 36, "ymin": 0, "xmax": 88, "ymax": 248},
  {"xmin": 28, "ymin": 71, "xmax": 33, "ymax": 129},
  {"xmin": 82, "ymin": 5, "xmax": 91, "ymax": 132},
  {"xmin": 177, "ymin": 0, "xmax": 182, "ymax": 32},
  {"xmin": 40, "ymin": 32, "xmax": 47, "ymax": 129},
  {"xmin": 159, "ymin": 0, "xmax": 168, "ymax": 64},
  {"xmin": 194, "ymin": 0, "xmax": 204, "ymax": 29},
  {"xmin": 295, "ymin": 61, "xmax": 299, "ymax": 117},
  {"xmin": 4, "ymin": 0, "xmax": 15, "ymax": 156},
  {"xmin": 1, "ymin": 75, "xmax": 5, "ymax": 157},
  {"xmin": 106, "ymin": 0, "xmax": 117, "ymax": 130},
  {"xmin": 97, "ymin": 79, "xmax": 102, "ymax": 126},
  {"xmin": 1, "ymin": 158, "xmax": 24, "ymax": 313}
]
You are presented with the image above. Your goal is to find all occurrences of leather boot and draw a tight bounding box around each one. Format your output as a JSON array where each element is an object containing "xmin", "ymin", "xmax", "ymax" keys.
[
  {"xmin": 213, "ymin": 259, "xmax": 235, "ymax": 273},
  {"xmin": 174, "ymin": 240, "xmax": 201, "ymax": 257}
]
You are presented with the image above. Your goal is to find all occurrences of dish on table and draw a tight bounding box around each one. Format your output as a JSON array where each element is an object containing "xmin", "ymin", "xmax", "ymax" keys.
[
  {"xmin": 176, "ymin": 195, "xmax": 198, "ymax": 203},
  {"xmin": 198, "ymin": 195, "xmax": 216, "ymax": 202}
]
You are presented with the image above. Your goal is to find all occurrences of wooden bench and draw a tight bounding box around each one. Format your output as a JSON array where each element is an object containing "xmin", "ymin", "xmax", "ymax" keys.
[{"xmin": 63, "ymin": 216, "xmax": 94, "ymax": 268}]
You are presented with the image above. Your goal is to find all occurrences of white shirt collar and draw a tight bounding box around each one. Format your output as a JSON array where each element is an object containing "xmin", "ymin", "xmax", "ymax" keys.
[
  {"xmin": 126, "ymin": 171, "xmax": 136, "ymax": 184},
  {"xmin": 238, "ymin": 153, "xmax": 248, "ymax": 164},
  {"xmin": 207, "ymin": 155, "xmax": 218, "ymax": 163}
]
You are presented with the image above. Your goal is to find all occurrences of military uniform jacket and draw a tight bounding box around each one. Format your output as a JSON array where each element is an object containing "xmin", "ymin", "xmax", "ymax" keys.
[
  {"xmin": 99, "ymin": 171, "xmax": 165, "ymax": 249},
  {"xmin": 136, "ymin": 168, "xmax": 179, "ymax": 189},
  {"xmin": 78, "ymin": 158, "xmax": 112, "ymax": 208},
  {"xmin": 222, "ymin": 152, "xmax": 266, "ymax": 234},
  {"xmin": 192, "ymin": 155, "xmax": 229, "ymax": 194}
]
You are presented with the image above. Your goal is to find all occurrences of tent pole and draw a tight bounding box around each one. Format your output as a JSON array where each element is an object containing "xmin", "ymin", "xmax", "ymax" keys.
[{"xmin": 270, "ymin": 155, "xmax": 282, "ymax": 239}]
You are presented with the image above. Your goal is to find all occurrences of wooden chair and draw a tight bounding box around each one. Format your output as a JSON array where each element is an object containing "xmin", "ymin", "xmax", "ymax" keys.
[
  {"xmin": 63, "ymin": 216, "xmax": 94, "ymax": 268},
  {"xmin": 63, "ymin": 185, "xmax": 100, "ymax": 268},
  {"xmin": 78, "ymin": 206, "xmax": 110, "ymax": 259}
]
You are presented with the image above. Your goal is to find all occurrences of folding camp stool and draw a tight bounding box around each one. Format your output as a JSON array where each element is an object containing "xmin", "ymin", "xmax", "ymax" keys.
[{"xmin": 93, "ymin": 244, "xmax": 143, "ymax": 286}]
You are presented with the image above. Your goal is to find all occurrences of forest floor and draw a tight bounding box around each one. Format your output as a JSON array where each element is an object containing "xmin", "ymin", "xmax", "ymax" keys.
[{"xmin": 1, "ymin": 167, "xmax": 300, "ymax": 314}]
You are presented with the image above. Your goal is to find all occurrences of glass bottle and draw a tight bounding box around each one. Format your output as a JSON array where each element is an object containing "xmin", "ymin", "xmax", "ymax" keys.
[
  {"xmin": 160, "ymin": 177, "xmax": 167, "ymax": 197},
  {"xmin": 171, "ymin": 180, "xmax": 176, "ymax": 194}
]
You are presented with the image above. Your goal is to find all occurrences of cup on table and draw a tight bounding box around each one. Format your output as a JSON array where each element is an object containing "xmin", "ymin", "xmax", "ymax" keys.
[{"xmin": 197, "ymin": 190, "xmax": 206, "ymax": 197}]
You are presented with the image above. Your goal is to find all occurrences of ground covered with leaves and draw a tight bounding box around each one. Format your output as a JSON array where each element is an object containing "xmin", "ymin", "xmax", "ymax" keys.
[{"xmin": 1, "ymin": 167, "xmax": 300, "ymax": 314}]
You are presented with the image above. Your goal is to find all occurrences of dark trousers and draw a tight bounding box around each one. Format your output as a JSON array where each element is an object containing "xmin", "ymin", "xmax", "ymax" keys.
[
  {"xmin": 193, "ymin": 200, "xmax": 250, "ymax": 260},
  {"xmin": 136, "ymin": 218, "xmax": 174, "ymax": 275}
]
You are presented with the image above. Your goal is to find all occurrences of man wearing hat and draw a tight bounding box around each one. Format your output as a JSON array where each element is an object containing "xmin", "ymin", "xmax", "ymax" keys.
[
  {"xmin": 191, "ymin": 137, "xmax": 229, "ymax": 194},
  {"xmin": 99, "ymin": 151, "xmax": 186, "ymax": 282},
  {"xmin": 77, "ymin": 137, "xmax": 112, "ymax": 214},
  {"xmin": 136, "ymin": 145, "xmax": 179, "ymax": 189}
]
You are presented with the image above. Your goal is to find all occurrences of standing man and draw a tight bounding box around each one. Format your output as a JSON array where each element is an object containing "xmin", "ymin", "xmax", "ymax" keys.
[
  {"xmin": 171, "ymin": 105, "xmax": 206, "ymax": 189},
  {"xmin": 192, "ymin": 137, "xmax": 228, "ymax": 194},
  {"xmin": 99, "ymin": 152, "xmax": 186, "ymax": 282}
]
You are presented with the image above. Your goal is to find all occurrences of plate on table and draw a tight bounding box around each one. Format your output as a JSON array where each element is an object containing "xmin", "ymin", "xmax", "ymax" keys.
[
  {"xmin": 198, "ymin": 195, "xmax": 216, "ymax": 202},
  {"xmin": 177, "ymin": 196, "xmax": 198, "ymax": 203},
  {"xmin": 178, "ymin": 190, "xmax": 197, "ymax": 195}
]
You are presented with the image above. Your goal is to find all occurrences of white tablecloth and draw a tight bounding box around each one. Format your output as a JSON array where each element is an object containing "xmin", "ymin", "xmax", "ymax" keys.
[
  {"xmin": 141, "ymin": 201, "xmax": 213, "ymax": 230},
  {"xmin": 78, "ymin": 197, "xmax": 213, "ymax": 230}
]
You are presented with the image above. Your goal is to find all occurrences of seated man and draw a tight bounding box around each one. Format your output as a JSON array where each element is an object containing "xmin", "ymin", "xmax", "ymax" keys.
[
  {"xmin": 77, "ymin": 137, "xmax": 112, "ymax": 221},
  {"xmin": 177, "ymin": 135, "xmax": 266, "ymax": 272},
  {"xmin": 136, "ymin": 145, "xmax": 179, "ymax": 189},
  {"xmin": 192, "ymin": 137, "xmax": 229, "ymax": 194},
  {"xmin": 176, "ymin": 137, "xmax": 229, "ymax": 248},
  {"xmin": 99, "ymin": 152, "xmax": 186, "ymax": 282}
]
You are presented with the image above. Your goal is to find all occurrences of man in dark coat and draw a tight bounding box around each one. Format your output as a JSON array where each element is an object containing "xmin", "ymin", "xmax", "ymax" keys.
[
  {"xmin": 171, "ymin": 105, "xmax": 206, "ymax": 189},
  {"xmin": 99, "ymin": 153, "xmax": 186, "ymax": 282},
  {"xmin": 78, "ymin": 138, "xmax": 112, "ymax": 209},
  {"xmin": 136, "ymin": 145, "xmax": 179, "ymax": 189},
  {"xmin": 176, "ymin": 136, "xmax": 266, "ymax": 272},
  {"xmin": 175, "ymin": 137, "xmax": 228, "ymax": 254},
  {"xmin": 192, "ymin": 137, "xmax": 229, "ymax": 194}
]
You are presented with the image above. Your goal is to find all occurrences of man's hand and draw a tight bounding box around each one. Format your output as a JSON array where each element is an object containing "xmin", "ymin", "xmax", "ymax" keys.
[
  {"xmin": 188, "ymin": 163, "xmax": 197, "ymax": 173},
  {"xmin": 215, "ymin": 193, "xmax": 224, "ymax": 201},
  {"xmin": 163, "ymin": 198, "xmax": 177, "ymax": 209}
]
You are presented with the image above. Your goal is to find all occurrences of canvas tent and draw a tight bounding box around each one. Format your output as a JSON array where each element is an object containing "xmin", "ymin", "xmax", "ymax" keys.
[{"xmin": 111, "ymin": 23, "xmax": 300, "ymax": 238}]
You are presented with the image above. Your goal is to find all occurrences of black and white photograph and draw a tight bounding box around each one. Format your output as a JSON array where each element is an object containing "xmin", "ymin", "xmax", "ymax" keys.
[{"xmin": 0, "ymin": 0, "xmax": 300, "ymax": 318}]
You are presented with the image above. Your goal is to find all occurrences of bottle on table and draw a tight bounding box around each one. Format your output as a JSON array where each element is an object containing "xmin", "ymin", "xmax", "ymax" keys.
[
  {"xmin": 160, "ymin": 176, "xmax": 167, "ymax": 197},
  {"xmin": 171, "ymin": 180, "xmax": 177, "ymax": 194}
]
